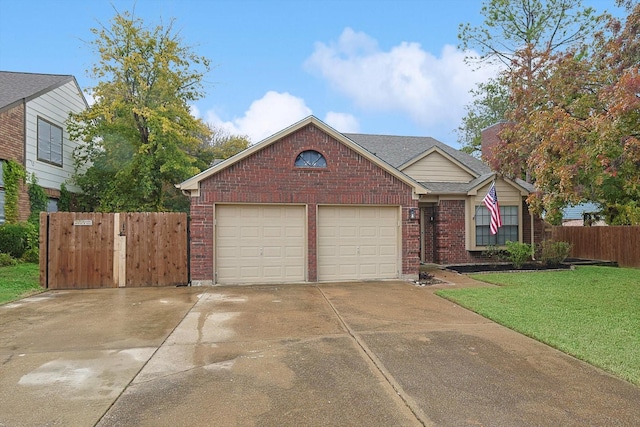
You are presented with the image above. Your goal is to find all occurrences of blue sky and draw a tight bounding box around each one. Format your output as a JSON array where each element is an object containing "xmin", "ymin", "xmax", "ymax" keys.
[{"xmin": 0, "ymin": 0, "xmax": 623, "ymax": 148}]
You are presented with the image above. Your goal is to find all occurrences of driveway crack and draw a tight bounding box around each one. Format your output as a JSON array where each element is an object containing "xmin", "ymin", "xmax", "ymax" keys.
[{"xmin": 315, "ymin": 286, "xmax": 434, "ymax": 427}]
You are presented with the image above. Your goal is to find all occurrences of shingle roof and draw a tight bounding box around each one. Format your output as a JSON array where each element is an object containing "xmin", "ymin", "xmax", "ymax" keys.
[
  {"xmin": 343, "ymin": 133, "xmax": 492, "ymax": 175},
  {"xmin": 0, "ymin": 71, "xmax": 74, "ymax": 110},
  {"xmin": 420, "ymin": 173, "xmax": 494, "ymax": 194}
]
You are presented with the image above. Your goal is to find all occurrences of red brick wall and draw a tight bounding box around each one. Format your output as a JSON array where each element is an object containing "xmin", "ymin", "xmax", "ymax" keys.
[
  {"xmin": 189, "ymin": 123, "xmax": 420, "ymax": 282},
  {"xmin": 433, "ymin": 200, "xmax": 488, "ymax": 265},
  {"xmin": 480, "ymin": 122, "xmax": 508, "ymax": 165},
  {"xmin": 0, "ymin": 103, "xmax": 30, "ymax": 222}
]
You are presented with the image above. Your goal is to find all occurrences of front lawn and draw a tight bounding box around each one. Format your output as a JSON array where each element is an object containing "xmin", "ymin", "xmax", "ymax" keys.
[
  {"xmin": 0, "ymin": 263, "xmax": 42, "ymax": 305},
  {"xmin": 436, "ymin": 266, "xmax": 640, "ymax": 385}
]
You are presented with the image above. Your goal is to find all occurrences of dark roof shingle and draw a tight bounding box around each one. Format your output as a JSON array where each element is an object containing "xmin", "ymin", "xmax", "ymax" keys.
[
  {"xmin": 343, "ymin": 133, "xmax": 491, "ymax": 176},
  {"xmin": 0, "ymin": 71, "xmax": 74, "ymax": 110}
]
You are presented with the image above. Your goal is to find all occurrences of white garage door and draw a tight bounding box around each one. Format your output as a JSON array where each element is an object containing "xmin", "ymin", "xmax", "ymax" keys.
[
  {"xmin": 215, "ymin": 205, "xmax": 305, "ymax": 284},
  {"xmin": 318, "ymin": 206, "xmax": 399, "ymax": 281}
]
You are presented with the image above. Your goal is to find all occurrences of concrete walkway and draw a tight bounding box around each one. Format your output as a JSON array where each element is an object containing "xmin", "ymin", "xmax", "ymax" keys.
[{"xmin": 1, "ymin": 276, "xmax": 639, "ymax": 426}]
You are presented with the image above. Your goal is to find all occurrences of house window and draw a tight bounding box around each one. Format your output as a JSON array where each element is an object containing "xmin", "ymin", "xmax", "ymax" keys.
[
  {"xmin": 295, "ymin": 150, "xmax": 327, "ymax": 168},
  {"xmin": 476, "ymin": 205, "xmax": 518, "ymax": 246},
  {"xmin": 0, "ymin": 160, "xmax": 4, "ymax": 187},
  {"xmin": 47, "ymin": 198, "xmax": 58, "ymax": 212},
  {"xmin": 37, "ymin": 117, "xmax": 63, "ymax": 166}
]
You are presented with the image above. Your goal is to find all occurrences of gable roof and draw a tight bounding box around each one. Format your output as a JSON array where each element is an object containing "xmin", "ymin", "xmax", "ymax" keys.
[
  {"xmin": 178, "ymin": 116, "xmax": 534, "ymax": 198},
  {"xmin": 344, "ymin": 133, "xmax": 491, "ymax": 175},
  {"xmin": 343, "ymin": 132, "xmax": 533, "ymax": 196},
  {"xmin": 0, "ymin": 71, "xmax": 86, "ymax": 112},
  {"xmin": 178, "ymin": 116, "xmax": 428, "ymax": 196}
]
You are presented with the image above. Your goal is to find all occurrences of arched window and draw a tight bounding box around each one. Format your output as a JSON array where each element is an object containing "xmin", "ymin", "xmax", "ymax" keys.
[{"xmin": 295, "ymin": 150, "xmax": 327, "ymax": 168}]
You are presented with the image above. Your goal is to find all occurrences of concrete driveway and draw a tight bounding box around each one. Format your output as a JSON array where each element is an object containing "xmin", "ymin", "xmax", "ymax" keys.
[{"xmin": 1, "ymin": 277, "xmax": 639, "ymax": 426}]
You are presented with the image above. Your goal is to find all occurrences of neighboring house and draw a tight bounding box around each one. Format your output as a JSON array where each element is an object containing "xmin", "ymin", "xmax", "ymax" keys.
[
  {"xmin": 562, "ymin": 202, "xmax": 606, "ymax": 226},
  {"xmin": 0, "ymin": 71, "xmax": 87, "ymax": 223},
  {"xmin": 178, "ymin": 116, "xmax": 544, "ymax": 285}
]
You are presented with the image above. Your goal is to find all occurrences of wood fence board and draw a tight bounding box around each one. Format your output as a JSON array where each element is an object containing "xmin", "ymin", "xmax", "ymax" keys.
[
  {"xmin": 40, "ymin": 212, "xmax": 187, "ymax": 289},
  {"xmin": 551, "ymin": 226, "xmax": 640, "ymax": 268}
]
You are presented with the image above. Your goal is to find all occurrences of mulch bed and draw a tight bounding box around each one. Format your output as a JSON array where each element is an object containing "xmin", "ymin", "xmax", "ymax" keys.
[{"xmin": 446, "ymin": 263, "xmax": 573, "ymax": 274}]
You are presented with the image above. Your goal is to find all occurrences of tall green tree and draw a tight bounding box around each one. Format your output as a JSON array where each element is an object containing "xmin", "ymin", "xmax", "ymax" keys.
[
  {"xmin": 68, "ymin": 10, "xmax": 211, "ymax": 212},
  {"xmin": 457, "ymin": 76, "xmax": 511, "ymax": 156},
  {"xmin": 191, "ymin": 124, "xmax": 250, "ymax": 171},
  {"xmin": 457, "ymin": 0, "xmax": 599, "ymax": 156}
]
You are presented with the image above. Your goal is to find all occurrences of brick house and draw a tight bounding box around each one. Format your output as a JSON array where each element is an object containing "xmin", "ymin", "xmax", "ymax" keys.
[
  {"xmin": 178, "ymin": 116, "xmax": 544, "ymax": 285},
  {"xmin": 0, "ymin": 71, "xmax": 87, "ymax": 223}
]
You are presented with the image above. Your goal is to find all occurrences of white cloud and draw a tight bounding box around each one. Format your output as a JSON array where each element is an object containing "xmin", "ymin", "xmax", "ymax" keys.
[
  {"xmin": 324, "ymin": 112, "xmax": 360, "ymax": 133},
  {"xmin": 205, "ymin": 91, "xmax": 312, "ymax": 143},
  {"xmin": 305, "ymin": 27, "xmax": 498, "ymax": 131},
  {"xmin": 189, "ymin": 104, "xmax": 201, "ymax": 119},
  {"xmin": 83, "ymin": 90, "xmax": 96, "ymax": 106}
]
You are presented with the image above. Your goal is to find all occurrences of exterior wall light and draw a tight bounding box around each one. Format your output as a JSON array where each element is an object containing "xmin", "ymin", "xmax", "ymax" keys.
[{"xmin": 409, "ymin": 208, "xmax": 418, "ymax": 220}]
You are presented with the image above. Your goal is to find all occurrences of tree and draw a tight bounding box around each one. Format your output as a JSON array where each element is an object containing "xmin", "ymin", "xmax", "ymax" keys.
[
  {"xmin": 459, "ymin": 0, "xmax": 598, "ymax": 68},
  {"xmin": 498, "ymin": 1, "xmax": 640, "ymax": 224},
  {"xmin": 457, "ymin": 0, "xmax": 599, "ymax": 156},
  {"xmin": 457, "ymin": 76, "xmax": 511, "ymax": 156},
  {"xmin": 68, "ymin": 10, "xmax": 211, "ymax": 212},
  {"xmin": 191, "ymin": 124, "xmax": 250, "ymax": 171}
]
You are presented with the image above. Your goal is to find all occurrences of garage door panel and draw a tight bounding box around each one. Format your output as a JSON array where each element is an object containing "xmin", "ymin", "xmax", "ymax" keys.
[
  {"xmin": 379, "ymin": 263, "xmax": 397, "ymax": 274},
  {"xmin": 360, "ymin": 226, "xmax": 378, "ymax": 237},
  {"xmin": 339, "ymin": 265, "xmax": 357, "ymax": 276},
  {"xmin": 239, "ymin": 246, "xmax": 260, "ymax": 256},
  {"xmin": 379, "ymin": 226, "xmax": 396, "ymax": 237},
  {"xmin": 359, "ymin": 245, "xmax": 377, "ymax": 256},
  {"xmin": 339, "ymin": 246, "xmax": 357, "ymax": 256},
  {"xmin": 339, "ymin": 226, "xmax": 357, "ymax": 237},
  {"xmin": 285, "ymin": 246, "xmax": 304, "ymax": 257},
  {"xmin": 263, "ymin": 227, "xmax": 283, "ymax": 238},
  {"xmin": 286, "ymin": 227, "xmax": 304, "ymax": 238},
  {"xmin": 216, "ymin": 205, "xmax": 305, "ymax": 284},
  {"xmin": 379, "ymin": 245, "xmax": 397, "ymax": 256},
  {"xmin": 318, "ymin": 206, "xmax": 399, "ymax": 281},
  {"xmin": 241, "ymin": 227, "xmax": 260, "ymax": 238}
]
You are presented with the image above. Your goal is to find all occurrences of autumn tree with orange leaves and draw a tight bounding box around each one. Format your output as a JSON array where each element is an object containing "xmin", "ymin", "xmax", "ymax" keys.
[{"xmin": 497, "ymin": 1, "xmax": 640, "ymax": 224}]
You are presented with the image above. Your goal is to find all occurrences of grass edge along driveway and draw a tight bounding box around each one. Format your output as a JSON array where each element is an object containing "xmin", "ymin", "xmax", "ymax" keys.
[
  {"xmin": 0, "ymin": 263, "xmax": 41, "ymax": 305},
  {"xmin": 436, "ymin": 266, "xmax": 640, "ymax": 386}
]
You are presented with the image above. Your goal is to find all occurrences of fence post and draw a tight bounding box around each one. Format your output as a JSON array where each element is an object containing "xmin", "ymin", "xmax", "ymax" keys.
[{"xmin": 113, "ymin": 213, "xmax": 127, "ymax": 287}]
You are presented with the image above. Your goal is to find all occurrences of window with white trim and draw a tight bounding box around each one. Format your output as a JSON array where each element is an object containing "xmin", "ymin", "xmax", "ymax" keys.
[
  {"xmin": 295, "ymin": 150, "xmax": 327, "ymax": 168},
  {"xmin": 476, "ymin": 205, "xmax": 518, "ymax": 246},
  {"xmin": 37, "ymin": 117, "xmax": 63, "ymax": 166}
]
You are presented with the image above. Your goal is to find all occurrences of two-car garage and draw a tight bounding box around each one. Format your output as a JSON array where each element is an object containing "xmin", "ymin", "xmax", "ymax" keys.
[{"xmin": 214, "ymin": 204, "xmax": 400, "ymax": 285}]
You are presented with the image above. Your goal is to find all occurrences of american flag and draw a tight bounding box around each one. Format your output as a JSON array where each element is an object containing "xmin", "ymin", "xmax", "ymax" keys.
[{"xmin": 483, "ymin": 182, "xmax": 502, "ymax": 235}]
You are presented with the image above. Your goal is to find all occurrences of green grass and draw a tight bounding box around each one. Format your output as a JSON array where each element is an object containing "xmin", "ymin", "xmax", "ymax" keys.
[
  {"xmin": 0, "ymin": 263, "xmax": 42, "ymax": 304},
  {"xmin": 436, "ymin": 266, "xmax": 640, "ymax": 385}
]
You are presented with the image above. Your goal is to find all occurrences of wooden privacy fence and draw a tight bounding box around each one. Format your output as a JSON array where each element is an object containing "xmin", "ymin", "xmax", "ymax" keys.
[
  {"xmin": 551, "ymin": 226, "xmax": 640, "ymax": 268},
  {"xmin": 40, "ymin": 212, "xmax": 189, "ymax": 289}
]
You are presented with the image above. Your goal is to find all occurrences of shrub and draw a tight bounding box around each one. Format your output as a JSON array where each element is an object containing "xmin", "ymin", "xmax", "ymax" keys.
[
  {"xmin": 21, "ymin": 247, "xmax": 40, "ymax": 264},
  {"xmin": 0, "ymin": 223, "xmax": 30, "ymax": 259},
  {"xmin": 481, "ymin": 245, "xmax": 507, "ymax": 262},
  {"xmin": 538, "ymin": 240, "xmax": 571, "ymax": 265},
  {"xmin": 22, "ymin": 221, "xmax": 39, "ymax": 250},
  {"xmin": 505, "ymin": 241, "xmax": 532, "ymax": 269},
  {"xmin": 0, "ymin": 252, "xmax": 17, "ymax": 267},
  {"xmin": 28, "ymin": 173, "xmax": 48, "ymax": 227}
]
